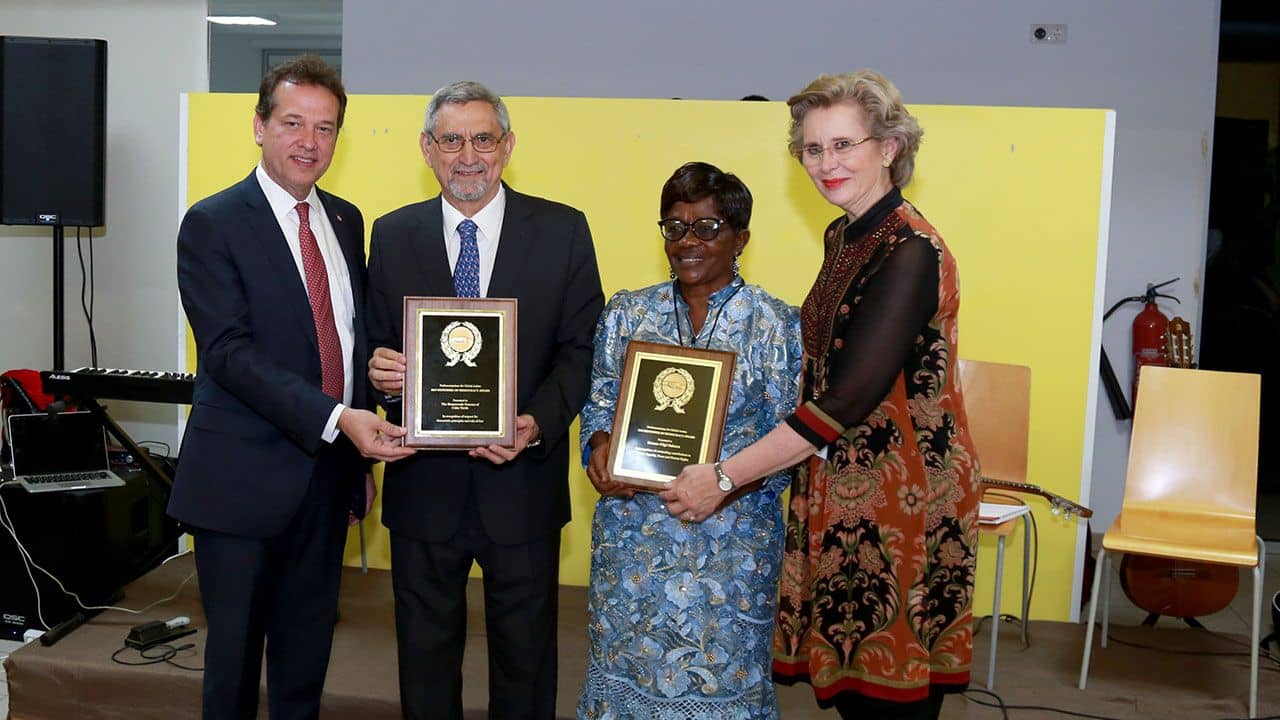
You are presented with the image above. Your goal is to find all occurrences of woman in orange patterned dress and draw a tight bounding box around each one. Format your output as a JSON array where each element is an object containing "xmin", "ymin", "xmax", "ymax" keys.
[{"xmin": 665, "ymin": 70, "xmax": 980, "ymax": 719}]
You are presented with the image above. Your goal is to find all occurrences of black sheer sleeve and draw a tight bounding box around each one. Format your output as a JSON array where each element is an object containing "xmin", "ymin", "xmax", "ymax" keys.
[{"xmin": 786, "ymin": 234, "xmax": 940, "ymax": 444}]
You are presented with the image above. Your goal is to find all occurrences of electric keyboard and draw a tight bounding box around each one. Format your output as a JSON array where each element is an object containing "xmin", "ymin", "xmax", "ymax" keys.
[{"xmin": 41, "ymin": 367, "xmax": 195, "ymax": 405}]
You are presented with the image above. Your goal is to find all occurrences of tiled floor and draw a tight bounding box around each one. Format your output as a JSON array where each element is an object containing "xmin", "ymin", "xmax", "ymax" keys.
[{"xmin": 1, "ymin": 548, "xmax": 1277, "ymax": 720}]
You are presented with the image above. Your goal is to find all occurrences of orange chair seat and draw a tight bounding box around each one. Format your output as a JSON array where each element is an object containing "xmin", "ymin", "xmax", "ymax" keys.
[{"xmin": 1103, "ymin": 505, "xmax": 1258, "ymax": 566}]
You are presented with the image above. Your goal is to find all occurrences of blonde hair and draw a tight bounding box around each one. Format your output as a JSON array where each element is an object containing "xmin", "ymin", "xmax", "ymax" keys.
[{"xmin": 786, "ymin": 70, "xmax": 923, "ymax": 187}]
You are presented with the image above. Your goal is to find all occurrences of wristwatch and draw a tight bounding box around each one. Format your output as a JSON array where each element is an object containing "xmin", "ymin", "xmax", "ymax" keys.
[{"xmin": 713, "ymin": 462, "xmax": 735, "ymax": 493}]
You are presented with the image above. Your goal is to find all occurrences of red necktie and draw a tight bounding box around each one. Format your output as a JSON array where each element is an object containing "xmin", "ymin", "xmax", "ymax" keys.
[{"xmin": 296, "ymin": 202, "xmax": 344, "ymax": 400}]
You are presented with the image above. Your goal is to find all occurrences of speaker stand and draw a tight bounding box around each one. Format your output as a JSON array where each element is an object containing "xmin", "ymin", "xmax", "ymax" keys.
[{"xmin": 52, "ymin": 224, "xmax": 66, "ymax": 371}]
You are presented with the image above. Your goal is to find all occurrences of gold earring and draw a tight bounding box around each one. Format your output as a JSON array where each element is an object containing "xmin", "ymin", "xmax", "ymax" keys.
[{"xmin": 882, "ymin": 157, "xmax": 892, "ymax": 168}]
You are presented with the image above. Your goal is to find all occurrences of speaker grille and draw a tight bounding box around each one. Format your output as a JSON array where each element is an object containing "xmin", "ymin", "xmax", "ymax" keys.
[{"xmin": 0, "ymin": 36, "xmax": 107, "ymax": 227}]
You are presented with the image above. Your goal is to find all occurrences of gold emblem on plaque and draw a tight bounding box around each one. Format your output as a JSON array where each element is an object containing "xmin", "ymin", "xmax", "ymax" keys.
[
  {"xmin": 440, "ymin": 321, "xmax": 483, "ymax": 367},
  {"xmin": 652, "ymin": 367, "xmax": 695, "ymax": 414}
]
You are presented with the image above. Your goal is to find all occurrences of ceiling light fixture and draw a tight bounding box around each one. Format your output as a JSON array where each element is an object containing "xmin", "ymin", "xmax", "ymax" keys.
[{"xmin": 206, "ymin": 15, "xmax": 277, "ymax": 26}]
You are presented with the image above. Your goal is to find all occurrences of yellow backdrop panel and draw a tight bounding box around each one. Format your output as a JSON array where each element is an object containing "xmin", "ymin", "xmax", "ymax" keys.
[{"xmin": 184, "ymin": 94, "xmax": 1110, "ymax": 621}]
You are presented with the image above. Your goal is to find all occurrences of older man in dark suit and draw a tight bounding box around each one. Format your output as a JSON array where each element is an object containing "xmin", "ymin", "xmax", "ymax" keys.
[
  {"xmin": 365, "ymin": 81, "xmax": 603, "ymax": 720},
  {"xmin": 172, "ymin": 56, "xmax": 413, "ymax": 720}
]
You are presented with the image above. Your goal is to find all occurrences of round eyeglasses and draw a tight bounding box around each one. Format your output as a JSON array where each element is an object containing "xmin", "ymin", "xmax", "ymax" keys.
[
  {"xmin": 798, "ymin": 135, "xmax": 878, "ymax": 164},
  {"xmin": 428, "ymin": 131, "xmax": 507, "ymax": 153},
  {"xmin": 658, "ymin": 217, "xmax": 731, "ymax": 242}
]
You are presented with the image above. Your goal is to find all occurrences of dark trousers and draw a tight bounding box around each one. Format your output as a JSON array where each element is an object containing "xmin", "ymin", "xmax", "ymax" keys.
[
  {"xmin": 390, "ymin": 492, "xmax": 561, "ymax": 720},
  {"xmin": 192, "ymin": 465, "xmax": 346, "ymax": 720},
  {"xmin": 834, "ymin": 691, "xmax": 946, "ymax": 720}
]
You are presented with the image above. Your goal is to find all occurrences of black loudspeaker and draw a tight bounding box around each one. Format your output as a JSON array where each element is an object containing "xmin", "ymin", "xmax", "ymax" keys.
[
  {"xmin": 0, "ymin": 470, "xmax": 179, "ymax": 641},
  {"xmin": 0, "ymin": 36, "xmax": 106, "ymax": 227}
]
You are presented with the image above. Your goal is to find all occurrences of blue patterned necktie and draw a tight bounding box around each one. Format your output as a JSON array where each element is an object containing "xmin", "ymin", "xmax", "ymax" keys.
[{"xmin": 453, "ymin": 219, "xmax": 481, "ymax": 298}]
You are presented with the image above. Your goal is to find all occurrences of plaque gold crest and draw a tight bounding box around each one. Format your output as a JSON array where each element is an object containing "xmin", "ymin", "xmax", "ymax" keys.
[
  {"xmin": 440, "ymin": 321, "xmax": 483, "ymax": 367},
  {"xmin": 652, "ymin": 367, "xmax": 695, "ymax": 413}
]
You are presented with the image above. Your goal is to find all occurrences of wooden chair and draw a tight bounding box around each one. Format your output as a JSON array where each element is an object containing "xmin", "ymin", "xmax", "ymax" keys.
[
  {"xmin": 958, "ymin": 358, "xmax": 1033, "ymax": 690},
  {"xmin": 1078, "ymin": 365, "xmax": 1264, "ymax": 717}
]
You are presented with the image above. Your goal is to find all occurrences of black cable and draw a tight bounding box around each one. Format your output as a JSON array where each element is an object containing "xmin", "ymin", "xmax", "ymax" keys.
[
  {"xmin": 964, "ymin": 688, "xmax": 1119, "ymax": 720},
  {"xmin": 136, "ymin": 440, "xmax": 173, "ymax": 457},
  {"xmin": 110, "ymin": 641, "xmax": 203, "ymax": 671},
  {"xmin": 1023, "ymin": 503, "xmax": 1039, "ymax": 646},
  {"xmin": 962, "ymin": 688, "xmax": 1009, "ymax": 719},
  {"xmin": 1105, "ymin": 629, "xmax": 1280, "ymax": 670},
  {"xmin": 89, "ymin": 226, "xmax": 97, "ymax": 366},
  {"xmin": 75, "ymin": 226, "xmax": 99, "ymax": 367}
]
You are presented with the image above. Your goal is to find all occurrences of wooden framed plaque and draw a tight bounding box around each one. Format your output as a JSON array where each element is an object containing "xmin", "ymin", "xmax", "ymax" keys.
[
  {"xmin": 402, "ymin": 297, "xmax": 517, "ymax": 449},
  {"xmin": 606, "ymin": 341, "xmax": 736, "ymax": 490}
]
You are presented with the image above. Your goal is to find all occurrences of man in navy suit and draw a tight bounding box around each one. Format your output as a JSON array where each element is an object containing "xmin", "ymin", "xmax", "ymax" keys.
[
  {"xmin": 365, "ymin": 81, "xmax": 603, "ymax": 719},
  {"xmin": 172, "ymin": 56, "xmax": 413, "ymax": 719}
]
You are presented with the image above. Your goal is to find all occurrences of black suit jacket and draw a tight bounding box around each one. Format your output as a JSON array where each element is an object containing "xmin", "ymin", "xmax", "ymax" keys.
[
  {"xmin": 366, "ymin": 185, "xmax": 603, "ymax": 545},
  {"xmin": 170, "ymin": 172, "xmax": 369, "ymax": 539}
]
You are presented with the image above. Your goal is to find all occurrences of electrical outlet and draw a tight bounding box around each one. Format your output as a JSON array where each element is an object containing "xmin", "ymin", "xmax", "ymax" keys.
[{"xmin": 1030, "ymin": 24, "xmax": 1067, "ymax": 44}]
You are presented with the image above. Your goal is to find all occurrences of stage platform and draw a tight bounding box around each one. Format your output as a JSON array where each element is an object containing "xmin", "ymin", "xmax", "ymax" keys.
[{"xmin": 3, "ymin": 553, "xmax": 1274, "ymax": 718}]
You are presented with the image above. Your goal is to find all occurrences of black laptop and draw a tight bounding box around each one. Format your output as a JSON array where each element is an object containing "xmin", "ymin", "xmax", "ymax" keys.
[{"xmin": 6, "ymin": 411, "xmax": 125, "ymax": 493}]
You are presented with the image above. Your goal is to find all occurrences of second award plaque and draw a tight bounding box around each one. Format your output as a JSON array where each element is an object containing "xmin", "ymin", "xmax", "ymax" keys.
[
  {"xmin": 402, "ymin": 297, "xmax": 517, "ymax": 449},
  {"xmin": 607, "ymin": 341, "xmax": 736, "ymax": 490}
]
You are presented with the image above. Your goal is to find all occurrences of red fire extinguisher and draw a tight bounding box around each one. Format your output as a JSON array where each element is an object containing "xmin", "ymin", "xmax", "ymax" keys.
[
  {"xmin": 1100, "ymin": 278, "xmax": 1180, "ymax": 418},
  {"xmin": 1131, "ymin": 287, "xmax": 1174, "ymax": 401}
]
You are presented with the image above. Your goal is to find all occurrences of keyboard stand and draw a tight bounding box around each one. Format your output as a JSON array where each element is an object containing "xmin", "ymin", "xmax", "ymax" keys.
[{"xmin": 79, "ymin": 398, "xmax": 173, "ymax": 489}]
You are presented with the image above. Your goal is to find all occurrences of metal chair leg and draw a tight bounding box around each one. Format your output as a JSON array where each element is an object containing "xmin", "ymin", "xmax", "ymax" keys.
[
  {"xmin": 988, "ymin": 534, "xmax": 1006, "ymax": 689},
  {"xmin": 1250, "ymin": 535, "xmax": 1263, "ymax": 718},
  {"xmin": 1079, "ymin": 546, "xmax": 1108, "ymax": 689},
  {"xmin": 1100, "ymin": 551, "xmax": 1112, "ymax": 648}
]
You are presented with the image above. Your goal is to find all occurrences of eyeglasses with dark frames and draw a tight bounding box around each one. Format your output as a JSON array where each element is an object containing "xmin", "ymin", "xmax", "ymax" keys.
[
  {"xmin": 658, "ymin": 217, "xmax": 732, "ymax": 242},
  {"xmin": 428, "ymin": 131, "xmax": 507, "ymax": 153}
]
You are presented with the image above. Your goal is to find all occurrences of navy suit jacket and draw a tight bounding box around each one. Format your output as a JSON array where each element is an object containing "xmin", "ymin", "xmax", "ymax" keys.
[
  {"xmin": 170, "ymin": 172, "xmax": 369, "ymax": 539},
  {"xmin": 366, "ymin": 185, "xmax": 603, "ymax": 545}
]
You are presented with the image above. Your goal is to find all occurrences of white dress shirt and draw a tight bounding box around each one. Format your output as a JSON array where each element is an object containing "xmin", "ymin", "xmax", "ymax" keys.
[
  {"xmin": 255, "ymin": 164, "xmax": 355, "ymax": 443},
  {"xmin": 441, "ymin": 185, "xmax": 506, "ymax": 297}
]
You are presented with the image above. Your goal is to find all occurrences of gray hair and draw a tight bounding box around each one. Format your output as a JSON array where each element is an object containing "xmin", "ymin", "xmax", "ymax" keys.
[{"xmin": 424, "ymin": 80, "xmax": 511, "ymax": 135}]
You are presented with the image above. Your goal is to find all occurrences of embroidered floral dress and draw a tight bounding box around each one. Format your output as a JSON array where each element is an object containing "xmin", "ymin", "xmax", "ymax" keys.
[
  {"xmin": 578, "ymin": 277, "xmax": 802, "ymax": 720},
  {"xmin": 772, "ymin": 188, "xmax": 981, "ymax": 712}
]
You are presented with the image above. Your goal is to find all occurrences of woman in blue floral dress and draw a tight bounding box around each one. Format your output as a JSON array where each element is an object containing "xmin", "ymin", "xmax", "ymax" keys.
[{"xmin": 577, "ymin": 162, "xmax": 802, "ymax": 719}]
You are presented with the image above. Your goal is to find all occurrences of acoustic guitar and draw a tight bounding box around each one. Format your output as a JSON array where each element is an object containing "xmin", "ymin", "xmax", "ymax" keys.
[
  {"xmin": 980, "ymin": 478, "xmax": 1093, "ymax": 519},
  {"xmin": 1117, "ymin": 317, "xmax": 1239, "ymax": 625},
  {"xmin": 981, "ymin": 479, "xmax": 1098, "ymax": 605}
]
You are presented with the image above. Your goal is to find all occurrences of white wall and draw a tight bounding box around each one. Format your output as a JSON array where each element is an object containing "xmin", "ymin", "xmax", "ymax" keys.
[
  {"xmin": 342, "ymin": 0, "xmax": 1222, "ymax": 530},
  {"xmin": 0, "ymin": 0, "xmax": 208, "ymax": 452}
]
